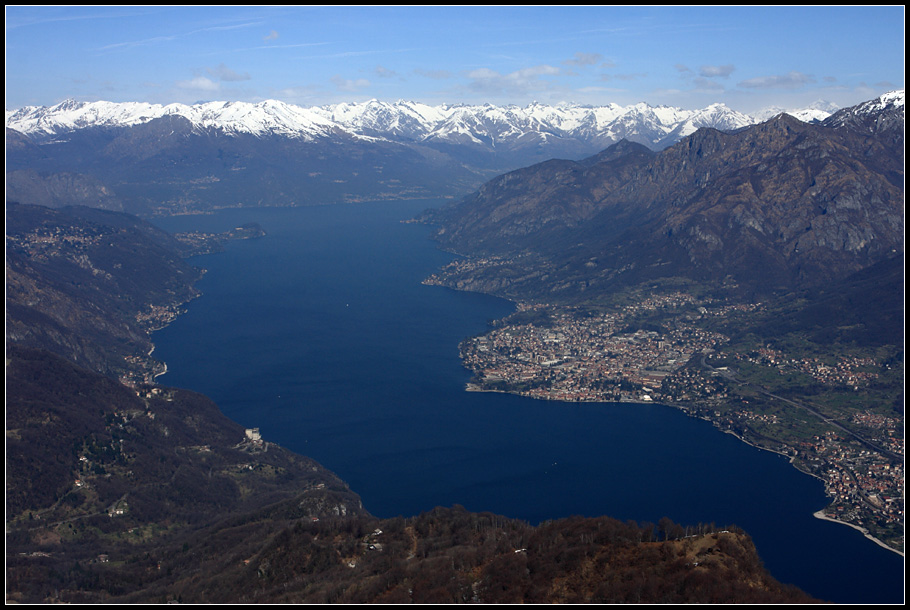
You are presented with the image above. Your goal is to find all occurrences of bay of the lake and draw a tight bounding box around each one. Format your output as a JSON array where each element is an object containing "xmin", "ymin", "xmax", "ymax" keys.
[{"xmin": 151, "ymin": 200, "xmax": 903, "ymax": 604}]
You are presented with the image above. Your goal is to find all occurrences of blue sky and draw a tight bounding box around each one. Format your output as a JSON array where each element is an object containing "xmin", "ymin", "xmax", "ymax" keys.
[{"xmin": 5, "ymin": 6, "xmax": 905, "ymax": 113}]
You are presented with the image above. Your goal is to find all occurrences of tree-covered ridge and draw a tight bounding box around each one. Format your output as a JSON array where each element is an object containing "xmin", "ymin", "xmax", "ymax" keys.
[{"xmin": 6, "ymin": 202, "xmax": 203, "ymax": 384}]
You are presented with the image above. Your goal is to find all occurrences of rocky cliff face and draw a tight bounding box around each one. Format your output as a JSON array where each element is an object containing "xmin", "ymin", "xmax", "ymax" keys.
[{"xmin": 426, "ymin": 92, "xmax": 904, "ymax": 299}]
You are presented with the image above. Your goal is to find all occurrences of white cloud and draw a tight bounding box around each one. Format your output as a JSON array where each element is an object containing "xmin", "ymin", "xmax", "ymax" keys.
[
  {"xmin": 375, "ymin": 65, "xmax": 397, "ymax": 79},
  {"xmin": 331, "ymin": 75, "xmax": 370, "ymax": 92},
  {"xmin": 176, "ymin": 76, "xmax": 220, "ymax": 91},
  {"xmin": 738, "ymin": 71, "xmax": 816, "ymax": 90},
  {"xmin": 699, "ymin": 64, "xmax": 735, "ymax": 79},
  {"xmin": 563, "ymin": 52, "xmax": 602, "ymax": 67},
  {"xmin": 207, "ymin": 63, "xmax": 251, "ymax": 82},
  {"xmin": 464, "ymin": 64, "xmax": 561, "ymax": 95},
  {"xmin": 263, "ymin": 30, "xmax": 279, "ymax": 42}
]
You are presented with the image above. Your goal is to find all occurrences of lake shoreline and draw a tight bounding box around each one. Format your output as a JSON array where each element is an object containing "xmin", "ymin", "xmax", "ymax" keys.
[
  {"xmin": 464, "ymin": 381, "xmax": 903, "ymax": 557},
  {"xmin": 148, "ymin": 202, "xmax": 905, "ymax": 604}
]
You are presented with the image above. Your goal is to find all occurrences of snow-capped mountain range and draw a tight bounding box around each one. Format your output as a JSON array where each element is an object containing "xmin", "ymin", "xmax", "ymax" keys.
[
  {"xmin": 7, "ymin": 95, "xmax": 882, "ymax": 152},
  {"xmin": 6, "ymin": 91, "xmax": 902, "ymax": 217}
]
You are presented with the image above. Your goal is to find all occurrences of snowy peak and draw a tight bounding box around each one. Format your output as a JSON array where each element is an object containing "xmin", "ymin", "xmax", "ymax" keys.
[
  {"xmin": 6, "ymin": 95, "xmax": 899, "ymax": 152},
  {"xmin": 4, "ymin": 98, "xmax": 747, "ymax": 151},
  {"xmin": 754, "ymin": 99, "xmax": 842, "ymax": 123},
  {"xmin": 846, "ymin": 89, "xmax": 904, "ymax": 117},
  {"xmin": 4, "ymin": 99, "xmax": 348, "ymax": 141},
  {"xmin": 822, "ymin": 90, "xmax": 904, "ymax": 134},
  {"xmin": 656, "ymin": 103, "xmax": 753, "ymax": 145}
]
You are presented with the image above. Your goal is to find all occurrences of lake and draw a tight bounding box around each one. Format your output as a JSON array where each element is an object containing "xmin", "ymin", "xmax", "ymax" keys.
[{"xmin": 151, "ymin": 200, "xmax": 904, "ymax": 604}]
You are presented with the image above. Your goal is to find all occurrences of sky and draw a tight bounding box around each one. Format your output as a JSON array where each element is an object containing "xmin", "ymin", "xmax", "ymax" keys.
[{"xmin": 5, "ymin": 6, "xmax": 905, "ymax": 114}]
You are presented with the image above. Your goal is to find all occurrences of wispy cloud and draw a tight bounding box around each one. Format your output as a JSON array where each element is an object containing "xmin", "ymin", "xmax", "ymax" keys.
[
  {"xmin": 464, "ymin": 64, "xmax": 561, "ymax": 95},
  {"xmin": 414, "ymin": 68, "xmax": 452, "ymax": 80},
  {"xmin": 253, "ymin": 42, "xmax": 332, "ymax": 51},
  {"xmin": 206, "ymin": 63, "xmax": 251, "ymax": 82},
  {"xmin": 738, "ymin": 71, "xmax": 816, "ymax": 90},
  {"xmin": 176, "ymin": 75, "xmax": 220, "ymax": 92},
  {"xmin": 6, "ymin": 7, "xmax": 159, "ymax": 30},
  {"xmin": 97, "ymin": 19, "xmax": 262, "ymax": 53},
  {"xmin": 331, "ymin": 75, "xmax": 370, "ymax": 92},
  {"xmin": 272, "ymin": 85, "xmax": 320, "ymax": 104},
  {"xmin": 308, "ymin": 48, "xmax": 416, "ymax": 60},
  {"xmin": 375, "ymin": 65, "xmax": 398, "ymax": 79},
  {"xmin": 187, "ymin": 21, "xmax": 263, "ymax": 36},
  {"xmin": 699, "ymin": 64, "xmax": 735, "ymax": 79},
  {"xmin": 263, "ymin": 29, "xmax": 279, "ymax": 42},
  {"xmin": 601, "ymin": 72, "xmax": 647, "ymax": 83},
  {"xmin": 98, "ymin": 35, "xmax": 176, "ymax": 52},
  {"xmin": 692, "ymin": 77, "xmax": 725, "ymax": 91},
  {"xmin": 563, "ymin": 52, "xmax": 603, "ymax": 67},
  {"xmin": 675, "ymin": 63, "xmax": 734, "ymax": 94}
]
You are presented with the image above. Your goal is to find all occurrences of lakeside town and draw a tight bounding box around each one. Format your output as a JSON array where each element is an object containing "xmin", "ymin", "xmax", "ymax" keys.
[{"xmin": 457, "ymin": 293, "xmax": 904, "ymax": 554}]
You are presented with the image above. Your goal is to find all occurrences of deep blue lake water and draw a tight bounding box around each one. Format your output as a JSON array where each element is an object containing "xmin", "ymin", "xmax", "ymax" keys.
[{"xmin": 151, "ymin": 200, "xmax": 903, "ymax": 604}]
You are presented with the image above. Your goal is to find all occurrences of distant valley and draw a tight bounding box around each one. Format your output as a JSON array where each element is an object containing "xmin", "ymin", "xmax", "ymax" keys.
[{"xmin": 8, "ymin": 96, "xmax": 833, "ymax": 218}]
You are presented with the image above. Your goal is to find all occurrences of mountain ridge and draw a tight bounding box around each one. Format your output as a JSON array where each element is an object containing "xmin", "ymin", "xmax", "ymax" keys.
[
  {"xmin": 7, "ymin": 95, "xmax": 847, "ymax": 150},
  {"xmin": 422, "ymin": 91, "xmax": 904, "ymax": 299},
  {"xmin": 7, "ymin": 92, "xmax": 900, "ymax": 217}
]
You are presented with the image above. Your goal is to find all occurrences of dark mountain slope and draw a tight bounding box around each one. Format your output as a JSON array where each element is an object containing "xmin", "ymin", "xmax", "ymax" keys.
[
  {"xmin": 6, "ymin": 203, "xmax": 202, "ymax": 383},
  {"xmin": 5, "ymin": 169, "xmax": 124, "ymax": 211},
  {"xmin": 731, "ymin": 253, "xmax": 905, "ymax": 349},
  {"xmin": 426, "ymin": 93, "xmax": 904, "ymax": 300},
  {"xmin": 6, "ymin": 117, "xmax": 490, "ymax": 217},
  {"xmin": 6, "ymin": 345, "xmax": 367, "ymax": 603}
]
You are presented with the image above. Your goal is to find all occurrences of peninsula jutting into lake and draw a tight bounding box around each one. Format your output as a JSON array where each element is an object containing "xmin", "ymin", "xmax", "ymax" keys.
[{"xmin": 443, "ymin": 294, "xmax": 903, "ymax": 554}]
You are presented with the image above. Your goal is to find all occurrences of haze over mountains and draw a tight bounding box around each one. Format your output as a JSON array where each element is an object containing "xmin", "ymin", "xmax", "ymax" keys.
[{"xmin": 7, "ymin": 96, "xmax": 841, "ymax": 217}]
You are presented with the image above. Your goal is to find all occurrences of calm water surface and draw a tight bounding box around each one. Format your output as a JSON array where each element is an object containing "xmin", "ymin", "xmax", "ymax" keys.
[{"xmin": 152, "ymin": 201, "xmax": 903, "ymax": 604}]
